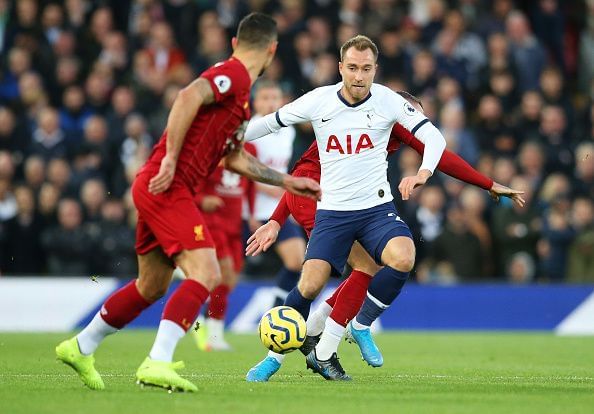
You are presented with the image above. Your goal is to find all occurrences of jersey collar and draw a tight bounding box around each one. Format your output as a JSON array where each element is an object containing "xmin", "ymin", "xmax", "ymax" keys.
[{"xmin": 336, "ymin": 89, "xmax": 372, "ymax": 108}]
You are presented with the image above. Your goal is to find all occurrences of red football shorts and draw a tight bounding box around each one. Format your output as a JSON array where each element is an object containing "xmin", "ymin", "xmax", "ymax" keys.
[
  {"xmin": 132, "ymin": 172, "xmax": 215, "ymax": 257},
  {"xmin": 210, "ymin": 228, "xmax": 245, "ymax": 273},
  {"xmin": 286, "ymin": 170, "xmax": 318, "ymax": 237}
]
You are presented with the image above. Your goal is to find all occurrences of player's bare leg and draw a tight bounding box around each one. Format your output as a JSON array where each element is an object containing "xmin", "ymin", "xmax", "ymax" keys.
[
  {"xmin": 197, "ymin": 256, "xmax": 237, "ymax": 351},
  {"xmin": 137, "ymin": 247, "xmax": 221, "ymax": 392},
  {"xmin": 56, "ymin": 248, "xmax": 174, "ymax": 390},
  {"xmin": 349, "ymin": 236, "xmax": 415, "ymax": 367},
  {"xmin": 272, "ymin": 236, "xmax": 306, "ymax": 306}
]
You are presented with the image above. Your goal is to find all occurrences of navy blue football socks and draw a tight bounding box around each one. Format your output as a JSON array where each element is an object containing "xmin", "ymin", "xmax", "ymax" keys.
[
  {"xmin": 273, "ymin": 268, "xmax": 301, "ymax": 307},
  {"xmin": 356, "ymin": 266, "xmax": 409, "ymax": 326},
  {"xmin": 284, "ymin": 287, "xmax": 313, "ymax": 320}
]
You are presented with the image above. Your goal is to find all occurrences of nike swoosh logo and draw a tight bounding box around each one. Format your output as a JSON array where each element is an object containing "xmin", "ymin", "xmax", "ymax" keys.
[{"xmin": 321, "ymin": 118, "xmax": 331, "ymax": 123}]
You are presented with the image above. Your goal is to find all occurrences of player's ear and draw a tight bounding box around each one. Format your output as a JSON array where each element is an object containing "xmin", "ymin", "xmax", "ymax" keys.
[
  {"xmin": 338, "ymin": 61, "xmax": 343, "ymax": 76},
  {"xmin": 231, "ymin": 37, "xmax": 238, "ymax": 50},
  {"xmin": 268, "ymin": 40, "xmax": 278, "ymax": 56}
]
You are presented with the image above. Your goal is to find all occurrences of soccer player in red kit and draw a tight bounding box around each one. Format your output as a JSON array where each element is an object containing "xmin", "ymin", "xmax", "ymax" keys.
[
  {"xmin": 245, "ymin": 92, "xmax": 525, "ymax": 382},
  {"xmin": 55, "ymin": 13, "xmax": 320, "ymax": 392},
  {"xmin": 193, "ymin": 142, "xmax": 257, "ymax": 351}
]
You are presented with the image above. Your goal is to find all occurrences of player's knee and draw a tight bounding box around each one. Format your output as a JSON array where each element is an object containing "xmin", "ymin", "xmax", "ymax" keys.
[
  {"xmin": 297, "ymin": 278, "xmax": 322, "ymax": 299},
  {"xmin": 387, "ymin": 255, "xmax": 415, "ymax": 273},
  {"xmin": 137, "ymin": 280, "xmax": 168, "ymax": 302},
  {"xmin": 189, "ymin": 271, "xmax": 221, "ymax": 291}
]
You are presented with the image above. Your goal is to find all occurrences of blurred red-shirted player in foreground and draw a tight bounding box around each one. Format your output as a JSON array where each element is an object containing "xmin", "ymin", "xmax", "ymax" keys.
[{"xmin": 56, "ymin": 13, "xmax": 321, "ymax": 393}]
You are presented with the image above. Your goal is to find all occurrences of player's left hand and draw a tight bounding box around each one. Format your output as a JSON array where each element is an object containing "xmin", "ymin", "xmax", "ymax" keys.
[
  {"xmin": 398, "ymin": 169, "xmax": 432, "ymax": 200},
  {"xmin": 149, "ymin": 154, "xmax": 177, "ymax": 194},
  {"xmin": 283, "ymin": 176, "xmax": 322, "ymax": 201},
  {"xmin": 246, "ymin": 220, "xmax": 281, "ymax": 256},
  {"xmin": 489, "ymin": 182, "xmax": 526, "ymax": 207}
]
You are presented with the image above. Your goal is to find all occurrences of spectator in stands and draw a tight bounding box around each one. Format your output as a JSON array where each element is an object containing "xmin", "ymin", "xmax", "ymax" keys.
[
  {"xmin": 567, "ymin": 197, "xmax": 594, "ymax": 282},
  {"xmin": 537, "ymin": 105, "xmax": 573, "ymax": 174},
  {"xmin": 512, "ymin": 91, "xmax": 543, "ymax": 142},
  {"xmin": 517, "ymin": 141, "xmax": 546, "ymax": 192},
  {"xmin": 538, "ymin": 196, "xmax": 575, "ymax": 282},
  {"xmin": 23, "ymin": 155, "xmax": 45, "ymax": 194},
  {"xmin": 105, "ymin": 86, "xmax": 136, "ymax": 144},
  {"xmin": 492, "ymin": 176, "xmax": 541, "ymax": 278},
  {"xmin": 460, "ymin": 186, "xmax": 493, "ymax": 275},
  {"xmin": 29, "ymin": 107, "xmax": 67, "ymax": 161},
  {"xmin": 531, "ymin": 0, "xmax": 565, "ymax": 70},
  {"xmin": 0, "ymin": 106, "xmax": 29, "ymax": 161},
  {"xmin": 473, "ymin": 94, "xmax": 515, "ymax": 155},
  {"xmin": 408, "ymin": 49, "xmax": 437, "ymax": 96},
  {"xmin": 439, "ymin": 103, "xmax": 479, "ymax": 165},
  {"xmin": 59, "ymin": 85, "xmax": 93, "ymax": 142},
  {"xmin": 80, "ymin": 178, "xmax": 106, "ymax": 223},
  {"xmin": 0, "ymin": 176, "xmax": 16, "ymax": 222},
  {"xmin": 144, "ymin": 21, "xmax": 186, "ymax": 76},
  {"xmin": 431, "ymin": 203, "xmax": 483, "ymax": 280},
  {"xmin": 46, "ymin": 158, "xmax": 72, "ymax": 195},
  {"xmin": 0, "ymin": 47, "xmax": 32, "ymax": 103},
  {"xmin": 506, "ymin": 11, "xmax": 546, "ymax": 92},
  {"xmin": 92, "ymin": 197, "xmax": 136, "ymax": 276},
  {"xmin": 2, "ymin": 185, "xmax": 45, "ymax": 274},
  {"xmin": 572, "ymin": 142, "xmax": 594, "ymax": 199},
  {"xmin": 38, "ymin": 182, "xmax": 60, "ymax": 226},
  {"xmin": 540, "ymin": 67, "xmax": 574, "ymax": 121},
  {"xmin": 41, "ymin": 198, "xmax": 92, "ymax": 275},
  {"xmin": 488, "ymin": 69, "xmax": 517, "ymax": 114}
]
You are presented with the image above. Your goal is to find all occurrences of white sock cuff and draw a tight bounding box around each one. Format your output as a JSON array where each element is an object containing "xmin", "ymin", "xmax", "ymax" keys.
[
  {"xmin": 366, "ymin": 292, "xmax": 389, "ymax": 309},
  {"xmin": 267, "ymin": 351, "xmax": 285, "ymax": 363}
]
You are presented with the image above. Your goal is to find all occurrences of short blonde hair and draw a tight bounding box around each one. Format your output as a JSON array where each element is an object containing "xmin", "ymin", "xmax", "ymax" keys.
[{"xmin": 340, "ymin": 35, "xmax": 378, "ymax": 62}]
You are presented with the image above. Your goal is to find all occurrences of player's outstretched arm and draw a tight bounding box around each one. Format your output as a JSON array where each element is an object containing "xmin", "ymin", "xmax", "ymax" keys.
[
  {"xmin": 149, "ymin": 78, "xmax": 215, "ymax": 194},
  {"xmin": 405, "ymin": 137, "xmax": 525, "ymax": 207},
  {"xmin": 224, "ymin": 147, "xmax": 321, "ymax": 200}
]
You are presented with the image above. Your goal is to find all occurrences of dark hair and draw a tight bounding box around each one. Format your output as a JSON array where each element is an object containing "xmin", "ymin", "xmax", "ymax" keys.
[
  {"xmin": 236, "ymin": 12, "xmax": 277, "ymax": 49},
  {"xmin": 340, "ymin": 35, "xmax": 378, "ymax": 62},
  {"xmin": 397, "ymin": 90, "xmax": 424, "ymax": 110}
]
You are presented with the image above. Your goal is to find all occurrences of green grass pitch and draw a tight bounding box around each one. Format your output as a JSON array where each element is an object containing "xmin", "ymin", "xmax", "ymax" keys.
[{"xmin": 0, "ymin": 331, "xmax": 593, "ymax": 414}]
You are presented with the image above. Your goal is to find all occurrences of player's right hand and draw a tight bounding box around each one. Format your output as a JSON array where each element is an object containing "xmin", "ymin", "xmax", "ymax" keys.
[
  {"xmin": 245, "ymin": 220, "xmax": 281, "ymax": 256},
  {"xmin": 201, "ymin": 195, "xmax": 225, "ymax": 212},
  {"xmin": 149, "ymin": 154, "xmax": 177, "ymax": 194},
  {"xmin": 283, "ymin": 176, "xmax": 322, "ymax": 201}
]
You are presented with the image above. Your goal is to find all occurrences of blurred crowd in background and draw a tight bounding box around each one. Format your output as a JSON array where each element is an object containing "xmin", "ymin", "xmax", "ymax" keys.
[{"xmin": 0, "ymin": 0, "xmax": 592, "ymax": 283}]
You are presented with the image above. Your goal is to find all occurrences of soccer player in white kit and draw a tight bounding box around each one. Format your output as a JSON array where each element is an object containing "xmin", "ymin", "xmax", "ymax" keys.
[
  {"xmin": 249, "ymin": 81, "xmax": 307, "ymax": 307},
  {"xmin": 246, "ymin": 35, "xmax": 447, "ymax": 381}
]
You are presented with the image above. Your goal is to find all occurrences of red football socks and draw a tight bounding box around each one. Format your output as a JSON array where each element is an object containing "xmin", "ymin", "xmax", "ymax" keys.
[
  {"xmin": 162, "ymin": 279, "xmax": 210, "ymax": 331},
  {"xmin": 100, "ymin": 280, "xmax": 152, "ymax": 329},
  {"xmin": 329, "ymin": 270, "xmax": 372, "ymax": 327},
  {"xmin": 207, "ymin": 284, "xmax": 231, "ymax": 320},
  {"xmin": 325, "ymin": 279, "xmax": 348, "ymax": 308}
]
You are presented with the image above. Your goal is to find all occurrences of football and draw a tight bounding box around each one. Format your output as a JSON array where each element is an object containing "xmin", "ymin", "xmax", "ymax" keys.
[{"xmin": 258, "ymin": 306, "xmax": 307, "ymax": 354}]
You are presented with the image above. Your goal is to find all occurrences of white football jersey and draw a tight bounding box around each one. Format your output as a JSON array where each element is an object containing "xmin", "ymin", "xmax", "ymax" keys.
[
  {"xmin": 250, "ymin": 114, "xmax": 296, "ymax": 219},
  {"xmin": 275, "ymin": 82, "xmax": 428, "ymax": 211}
]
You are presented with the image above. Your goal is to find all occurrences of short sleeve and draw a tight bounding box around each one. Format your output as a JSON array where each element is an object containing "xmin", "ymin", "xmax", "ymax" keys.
[
  {"xmin": 200, "ymin": 60, "xmax": 248, "ymax": 103},
  {"xmin": 389, "ymin": 92, "xmax": 429, "ymax": 136}
]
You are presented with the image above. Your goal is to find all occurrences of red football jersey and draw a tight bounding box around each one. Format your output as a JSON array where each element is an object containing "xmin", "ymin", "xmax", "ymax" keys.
[
  {"xmin": 196, "ymin": 143, "xmax": 257, "ymax": 235},
  {"xmin": 140, "ymin": 57, "xmax": 251, "ymax": 193}
]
